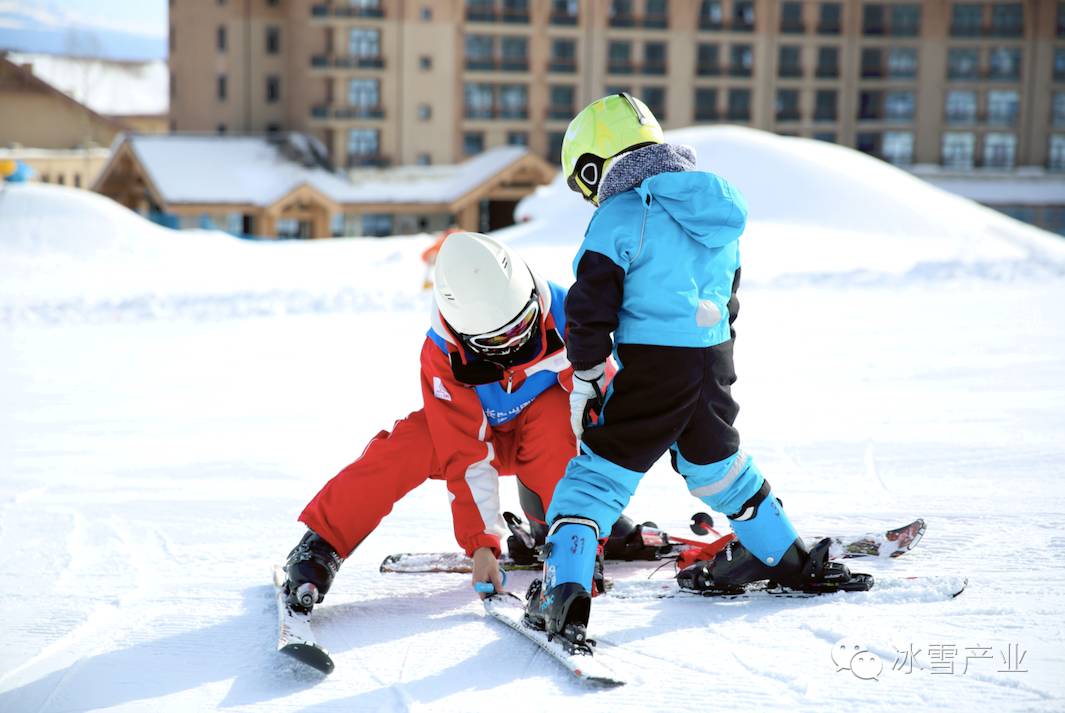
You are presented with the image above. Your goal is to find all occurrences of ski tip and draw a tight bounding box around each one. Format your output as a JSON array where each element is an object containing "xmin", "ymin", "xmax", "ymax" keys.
[
  {"xmin": 951, "ymin": 577, "xmax": 968, "ymax": 599},
  {"xmin": 280, "ymin": 642, "xmax": 335, "ymax": 675}
]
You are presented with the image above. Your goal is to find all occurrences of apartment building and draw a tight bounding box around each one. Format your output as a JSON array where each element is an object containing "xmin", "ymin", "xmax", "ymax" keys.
[{"xmin": 169, "ymin": 0, "xmax": 1065, "ymax": 233}]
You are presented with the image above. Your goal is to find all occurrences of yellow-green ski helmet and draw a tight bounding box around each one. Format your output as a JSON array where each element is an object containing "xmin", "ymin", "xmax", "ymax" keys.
[{"xmin": 561, "ymin": 93, "xmax": 664, "ymax": 206}]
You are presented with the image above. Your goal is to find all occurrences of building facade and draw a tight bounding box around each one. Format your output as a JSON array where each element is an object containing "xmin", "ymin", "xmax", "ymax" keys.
[{"xmin": 169, "ymin": 0, "xmax": 1065, "ymax": 233}]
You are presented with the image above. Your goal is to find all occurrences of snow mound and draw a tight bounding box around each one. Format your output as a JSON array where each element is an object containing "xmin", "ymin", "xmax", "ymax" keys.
[{"xmin": 505, "ymin": 126, "xmax": 1065, "ymax": 285}]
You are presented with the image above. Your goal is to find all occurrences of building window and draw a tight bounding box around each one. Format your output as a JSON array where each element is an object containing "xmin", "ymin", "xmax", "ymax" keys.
[
  {"xmin": 73, "ymin": 174, "xmax": 81, "ymax": 188},
  {"xmin": 266, "ymin": 75, "xmax": 280, "ymax": 103},
  {"xmin": 780, "ymin": 2, "xmax": 803, "ymax": 33},
  {"xmin": 990, "ymin": 3, "xmax": 1023, "ymax": 37},
  {"xmin": 347, "ymin": 130, "xmax": 380, "ymax": 166},
  {"xmin": 464, "ymin": 131, "xmax": 485, "ymax": 156},
  {"xmin": 1058, "ymin": 3, "xmax": 1065, "ymax": 36},
  {"xmin": 945, "ymin": 90, "xmax": 977, "ymax": 123},
  {"xmin": 608, "ymin": 41, "xmax": 633, "ymax": 74},
  {"xmin": 464, "ymin": 83, "xmax": 494, "ymax": 118},
  {"xmin": 499, "ymin": 84, "xmax": 528, "ymax": 118},
  {"xmin": 776, "ymin": 89, "xmax": 800, "ymax": 121},
  {"xmin": 887, "ymin": 48, "xmax": 918, "ymax": 79},
  {"xmin": 217, "ymin": 74, "xmax": 227, "ymax": 101},
  {"xmin": 419, "ymin": 55, "xmax": 432, "ymax": 71},
  {"xmin": 547, "ymin": 131, "xmax": 565, "ymax": 163},
  {"xmin": 947, "ymin": 48, "xmax": 979, "ymax": 80},
  {"xmin": 988, "ymin": 48, "xmax": 1022, "ymax": 81},
  {"xmin": 861, "ymin": 48, "xmax": 884, "ymax": 78},
  {"xmin": 348, "ymin": 79, "xmax": 380, "ymax": 111},
  {"xmin": 891, "ymin": 4, "xmax": 921, "ymax": 36},
  {"xmin": 984, "ymin": 133, "xmax": 1016, "ymax": 168},
  {"xmin": 885, "ymin": 91, "xmax": 915, "ymax": 121},
  {"xmin": 862, "ymin": 4, "xmax": 884, "ymax": 35},
  {"xmin": 987, "ymin": 90, "xmax": 1019, "ymax": 125},
  {"xmin": 421, "ymin": 7, "xmax": 432, "ymax": 21},
  {"xmin": 501, "ymin": 36, "xmax": 528, "ymax": 71},
  {"xmin": 418, "ymin": 103, "xmax": 431, "ymax": 120},
  {"xmin": 501, "ymin": 0, "xmax": 529, "ymax": 22},
  {"xmin": 642, "ymin": 87, "xmax": 666, "ymax": 119},
  {"xmin": 362, "ymin": 214, "xmax": 393, "ymax": 238},
  {"xmin": 733, "ymin": 1, "xmax": 754, "ymax": 31},
  {"xmin": 814, "ymin": 89, "xmax": 837, "ymax": 121},
  {"xmin": 605, "ymin": 85, "xmax": 631, "ymax": 96},
  {"xmin": 951, "ymin": 4, "xmax": 982, "ymax": 36},
  {"xmin": 549, "ymin": 85, "xmax": 575, "ymax": 119},
  {"xmin": 698, "ymin": 0, "xmax": 722, "ymax": 29},
  {"xmin": 417, "ymin": 153, "xmax": 432, "ymax": 166},
  {"xmin": 266, "ymin": 26, "xmax": 281, "ymax": 54},
  {"xmin": 778, "ymin": 46, "xmax": 802, "ymax": 78},
  {"xmin": 1053, "ymin": 93, "xmax": 1065, "ymax": 126},
  {"xmin": 550, "ymin": 0, "xmax": 579, "ymax": 25},
  {"xmin": 697, "ymin": 43, "xmax": 720, "ymax": 76},
  {"xmin": 644, "ymin": 42, "xmax": 667, "ymax": 75},
  {"xmin": 217, "ymin": 25, "xmax": 227, "ymax": 52},
  {"xmin": 349, "ymin": 28, "xmax": 380, "ymax": 57},
  {"xmin": 818, "ymin": 2, "xmax": 841, "ymax": 34},
  {"xmin": 695, "ymin": 88, "xmax": 718, "ymax": 121},
  {"xmin": 856, "ymin": 132, "xmax": 880, "ymax": 155},
  {"xmin": 814, "ymin": 132, "xmax": 836, "ymax": 143},
  {"xmin": 942, "ymin": 132, "xmax": 975, "ymax": 168},
  {"xmin": 882, "ymin": 132, "xmax": 913, "ymax": 164},
  {"xmin": 1049, "ymin": 135, "xmax": 1065, "ymax": 170},
  {"xmin": 730, "ymin": 44, "xmax": 753, "ymax": 76},
  {"xmin": 858, "ymin": 90, "xmax": 883, "ymax": 120},
  {"xmin": 550, "ymin": 39, "xmax": 577, "ymax": 73},
  {"xmin": 465, "ymin": 35, "xmax": 494, "ymax": 69},
  {"xmin": 217, "ymin": 123, "xmax": 227, "ymax": 134},
  {"xmin": 507, "ymin": 131, "xmax": 528, "ymax": 146},
  {"xmin": 727, "ymin": 88, "xmax": 751, "ymax": 120},
  {"xmin": 1056, "ymin": 49, "xmax": 1065, "ymax": 80},
  {"xmin": 610, "ymin": 0, "xmax": 635, "ymax": 27},
  {"xmin": 266, "ymin": 123, "xmax": 280, "ymax": 134},
  {"xmin": 816, "ymin": 46, "xmax": 839, "ymax": 77},
  {"xmin": 645, "ymin": 0, "xmax": 668, "ymax": 27}
]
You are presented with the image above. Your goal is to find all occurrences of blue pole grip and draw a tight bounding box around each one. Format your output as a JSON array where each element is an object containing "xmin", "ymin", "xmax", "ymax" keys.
[{"xmin": 473, "ymin": 568, "xmax": 507, "ymax": 594}]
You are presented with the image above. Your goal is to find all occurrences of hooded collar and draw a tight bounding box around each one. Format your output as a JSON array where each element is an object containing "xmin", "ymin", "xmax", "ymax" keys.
[{"xmin": 598, "ymin": 143, "xmax": 697, "ymax": 204}]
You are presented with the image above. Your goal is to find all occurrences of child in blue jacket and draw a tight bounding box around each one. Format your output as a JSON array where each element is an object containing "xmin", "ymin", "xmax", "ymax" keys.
[{"xmin": 524, "ymin": 94, "xmax": 870, "ymax": 647}]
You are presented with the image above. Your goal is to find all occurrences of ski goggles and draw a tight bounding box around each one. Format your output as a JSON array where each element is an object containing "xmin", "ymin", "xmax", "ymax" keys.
[{"xmin": 466, "ymin": 292, "xmax": 540, "ymax": 352}]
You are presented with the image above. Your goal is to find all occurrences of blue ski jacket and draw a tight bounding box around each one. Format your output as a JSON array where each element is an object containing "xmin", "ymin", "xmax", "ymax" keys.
[{"xmin": 565, "ymin": 169, "xmax": 748, "ymax": 370}]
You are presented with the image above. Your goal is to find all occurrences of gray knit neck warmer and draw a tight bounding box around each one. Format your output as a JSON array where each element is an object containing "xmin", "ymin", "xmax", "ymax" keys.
[{"xmin": 598, "ymin": 143, "xmax": 697, "ymax": 204}]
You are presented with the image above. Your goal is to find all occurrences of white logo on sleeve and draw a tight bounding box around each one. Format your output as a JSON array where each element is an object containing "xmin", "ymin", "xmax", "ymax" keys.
[{"xmin": 433, "ymin": 376, "xmax": 452, "ymax": 402}]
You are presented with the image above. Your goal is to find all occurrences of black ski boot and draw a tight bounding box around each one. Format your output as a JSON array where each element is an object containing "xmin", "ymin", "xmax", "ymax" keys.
[
  {"xmin": 284, "ymin": 530, "xmax": 344, "ymax": 613},
  {"xmin": 677, "ymin": 537, "xmax": 872, "ymax": 594},
  {"xmin": 603, "ymin": 515, "xmax": 672, "ymax": 561},
  {"xmin": 522, "ymin": 578, "xmax": 594, "ymax": 653}
]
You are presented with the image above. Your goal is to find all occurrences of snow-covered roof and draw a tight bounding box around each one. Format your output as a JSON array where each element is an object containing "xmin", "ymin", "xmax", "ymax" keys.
[
  {"xmin": 7, "ymin": 52, "xmax": 167, "ymax": 116},
  {"xmin": 909, "ymin": 165, "xmax": 1065, "ymax": 206},
  {"xmin": 118, "ymin": 133, "xmax": 535, "ymax": 208}
]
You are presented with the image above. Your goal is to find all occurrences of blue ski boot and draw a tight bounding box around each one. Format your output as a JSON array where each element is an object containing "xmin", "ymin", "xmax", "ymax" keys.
[{"xmin": 523, "ymin": 517, "xmax": 599, "ymax": 651}]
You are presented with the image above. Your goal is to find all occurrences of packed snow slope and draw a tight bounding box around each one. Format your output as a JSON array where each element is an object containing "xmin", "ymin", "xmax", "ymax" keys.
[{"xmin": 1, "ymin": 127, "xmax": 1064, "ymax": 712}]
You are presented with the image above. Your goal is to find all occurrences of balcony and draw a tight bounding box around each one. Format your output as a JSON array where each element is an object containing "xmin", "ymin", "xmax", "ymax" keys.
[
  {"xmin": 464, "ymin": 106, "xmax": 530, "ymax": 120},
  {"xmin": 312, "ymin": 104, "xmax": 386, "ymax": 120},
  {"xmin": 547, "ymin": 106, "xmax": 574, "ymax": 120},
  {"xmin": 726, "ymin": 107, "xmax": 751, "ymax": 121},
  {"xmin": 944, "ymin": 112, "xmax": 977, "ymax": 125},
  {"xmin": 780, "ymin": 21, "xmax": 805, "ymax": 34},
  {"xmin": 728, "ymin": 64, "xmax": 752, "ymax": 77},
  {"xmin": 642, "ymin": 61, "xmax": 667, "ymax": 75},
  {"xmin": 311, "ymin": 4, "xmax": 384, "ymax": 19},
  {"xmin": 607, "ymin": 61, "xmax": 636, "ymax": 75},
  {"xmin": 548, "ymin": 59, "xmax": 577, "ymax": 73},
  {"xmin": 695, "ymin": 108, "xmax": 720, "ymax": 121},
  {"xmin": 778, "ymin": 65, "xmax": 803, "ymax": 79},
  {"xmin": 549, "ymin": 12, "xmax": 578, "ymax": 25},
  {"xmin": 311, "ymin": 54, "xmax": 386, "ymax": 69},
  {"xmin": 609, "ymin": 14, "xmax": 636, "ymax": 28},
  {"xmin": 347, "ymin": 153, "xmax": 390, "ymax": 168},
  {"xmin": 813, "ymin": 108, "xmax": 837, "ymax": 121},
  {"xmin": 817, "ymin": 20, "xmax": 841, "ymax": 34},
  {"xmin": 698, "ymin": 17, "xmax": 723, "ymax": 31},
  {"xmin": 696, "ymin": 63, "xmax": 721, "ymax": 76},
  {"xmin": 860, "ymin": 65, "xmax": 885, "ymax": 79},
  {"xmin": 776, "ymin": 110, "xmax": 801, "ymax": 121},
  {"xmin": 815, "ymin": 65, "xmax": 839, "ymax": 78},
  {"xmin": 465, "ymin": 57, "xmax": 529, "ymax": 72},
  {"xmin": 643, "ymin": 14, "xmax": 668, "ymax": 29}
]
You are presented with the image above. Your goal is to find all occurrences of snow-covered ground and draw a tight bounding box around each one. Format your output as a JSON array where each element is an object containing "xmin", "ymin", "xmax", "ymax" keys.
[{"xmin": 2, "ymin": 128, "xmax": 1064, "ymax": 712}]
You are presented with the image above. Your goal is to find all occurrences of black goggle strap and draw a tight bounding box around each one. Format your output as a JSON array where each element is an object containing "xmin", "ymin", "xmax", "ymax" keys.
[{"xmin": 448, "ymin": 351, "xmax": 505, "ymax": 386}]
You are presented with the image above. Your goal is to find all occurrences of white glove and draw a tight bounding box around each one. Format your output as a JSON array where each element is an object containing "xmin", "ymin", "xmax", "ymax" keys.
[{"xmin": 570, "ymin": 363, "xmax": 606, "ymax": 442}]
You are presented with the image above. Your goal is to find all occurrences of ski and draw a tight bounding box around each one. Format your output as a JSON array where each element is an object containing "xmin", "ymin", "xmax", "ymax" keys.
[
  {"xmin": 607, "ymin": 574, "xmax": 967, "ymax": 601},
  {"xmin": 482, "ymin": 592, "xmax": 626, "ymax": 686},
  {"xmin": 272, "ymin": 564, "xmax": 335, "ymax": 674},
  {"xmin": 379, "ymin": 518, "xmax": 927, "ymax": 574}
]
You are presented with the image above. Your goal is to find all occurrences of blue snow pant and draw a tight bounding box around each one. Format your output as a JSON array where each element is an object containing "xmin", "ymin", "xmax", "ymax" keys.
[{"xmin": 546, "ymin": 341, "xmax": 799, "ymax": 589}]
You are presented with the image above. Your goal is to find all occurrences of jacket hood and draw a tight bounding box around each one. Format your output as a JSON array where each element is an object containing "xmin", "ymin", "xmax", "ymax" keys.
[{"xmin": 636, "ymin": 171, "xmax": 748, "ymax": 249}]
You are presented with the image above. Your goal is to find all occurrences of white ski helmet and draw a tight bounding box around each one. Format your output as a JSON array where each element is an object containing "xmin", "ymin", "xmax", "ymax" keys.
[{"xmin": 434, "ymin": 232, "xmax": 539, "ymax": 350}]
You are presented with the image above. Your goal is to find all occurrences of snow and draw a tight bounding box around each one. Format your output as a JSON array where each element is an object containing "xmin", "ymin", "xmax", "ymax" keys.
[
  {"xmin": 909, "ymin": 164, "xmax": 1065, "ymax": 206},
  {"xmin": 2, "ymin": 126, "xmax": 1065, "ymax": 712},
  {"xmin": 7, "ymin": 52, "xmax": 167, "ymax": 116}
]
